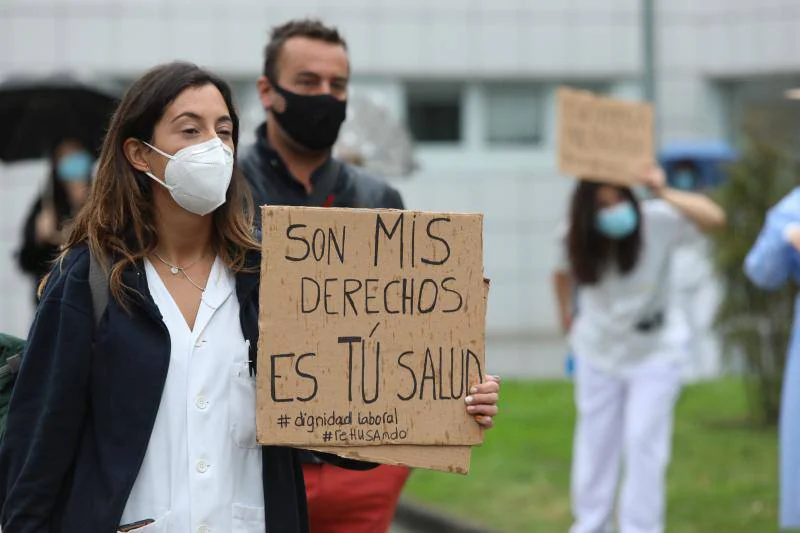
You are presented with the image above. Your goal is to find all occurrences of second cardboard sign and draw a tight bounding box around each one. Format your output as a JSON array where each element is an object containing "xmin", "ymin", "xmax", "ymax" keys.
[{"xmin": 557, "ymin": 86, "xmax": 654, "ymax": 185}]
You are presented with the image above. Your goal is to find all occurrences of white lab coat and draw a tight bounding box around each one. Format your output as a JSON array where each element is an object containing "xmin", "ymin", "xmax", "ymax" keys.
[{"xmin": 120, "ymin": 258, "xmax": 265, "ymax": 533}]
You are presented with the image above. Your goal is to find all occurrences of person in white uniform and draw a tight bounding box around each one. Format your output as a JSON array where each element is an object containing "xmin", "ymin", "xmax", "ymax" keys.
[
  {"xmin": 0, "ymin": 62, "xmax": 501, "ymax": 533},
  {"xmin": 666, "ymin": 161, "xmax": 724, "ymax": 382},
  {"xmin": 553, "ymin": 167, "xmax": 726, "ymax": 533}
]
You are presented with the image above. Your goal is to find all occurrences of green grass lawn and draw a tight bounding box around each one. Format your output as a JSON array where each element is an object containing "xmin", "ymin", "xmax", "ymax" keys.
[{"xmin": 404, "ymin": 379, "xmax": 778, "ymax": 532}]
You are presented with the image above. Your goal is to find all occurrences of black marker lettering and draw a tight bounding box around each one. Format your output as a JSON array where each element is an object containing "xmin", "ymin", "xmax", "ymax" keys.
[
  {"xmin": 384, "ymin": 280, "xmax": 401, "ymax": 314},
  {"xmin": 361, "ymin": 340, "xmax": 381, "ymax": 405},
  {"xmin": 419, "ymin": 348, "xmax": 437, "ymax": 400},
  {"xmin": 365, "ymin": 279, "xmax": 379, "ymax": 315},
  {"xmin": 418, "ymin": 278, "xmax": 439, "ymax": 314},
  {"xmin": 438, "ymin": 347, "xmax": 451, "ymax": 400},
  {"xmin": 374, "ymin": 213, "xmax": 404, "ymax": 268},
  {"xmin": 442, "ymin": 277, "xmax": 464, "ymax": 313},
  {"xmin": 466, "ymin": 349, "xmax": 484, "ymax": 386},
  {"xmin": 339, "ymin": 337, "xmax": 362, "ymax": 402},
  {"xmin": 421, "ymin": 217, "xmax": 451, "ymax": 266},
  {"xmin": 295, "ymin": 352, "xmax": 318, "ymax": 402},
  {"xmin": 450, "ymin": 347, "xmax": 465, "ymax": 399},
  {"xmin": 343, "ymin": 279, "xmax": 363, "ymax": 317},
  {"xmin": 411, "ymin": 216, "xmax": 417, "ymax": 267},
  {"xmin": 301, "ymin": 277, "xmax": 321, "ymax": 314},
  {"xmin": 401, "ymin": 278, "xmax": 414, "ymax": 315},
  {"xmin": 328, "ymin": 226, "xmax": 346, "ymax": 265},
  {"xmin": 312, "ymin": 228, "xmax": 326, "ymax": 261},
  {"xmin": 270, "ymin": 354, "xmax": 294, "ymax": 403},
  {"xmin": 397, "ymin": 351, "xmax": 417, "ymax": 401},
  {"xmin": 323, "ymin": 278, "xmax": 339, "ymax": 315},
  {"xmin": 285, "ymin": 224, "xmax": 310, "ymax": 262}
]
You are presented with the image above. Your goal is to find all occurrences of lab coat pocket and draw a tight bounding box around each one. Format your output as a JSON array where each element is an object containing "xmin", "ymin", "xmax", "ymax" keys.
[
  {"xmin": 229, "ymin": 361, "xmax": 259, "ymax": 449},
  {"xmin": 232, "ymin": 503, "xmax": 266, "ymax": 533},
  {"xmin": 118, "ymin": 511, "xmax": 170, "ymax": 532}
]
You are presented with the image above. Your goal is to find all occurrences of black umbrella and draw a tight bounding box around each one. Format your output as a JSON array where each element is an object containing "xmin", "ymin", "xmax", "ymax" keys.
[{"xmin": 0, "ymin": 74, "xmax": 120, "ymax": 163}]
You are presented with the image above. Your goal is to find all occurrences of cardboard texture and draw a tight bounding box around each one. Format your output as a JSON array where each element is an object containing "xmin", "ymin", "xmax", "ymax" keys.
[
  {"xmin": 306, "ymin": 281, "xmax": 491, "ymax": 474},
  {"xmin": 557, "ymin": 86, "xmax": 654, "ymax": 185},
  {"xmin": 305, "ymin": 445, "xmax": 472, "ymax": 475},
  {"xmin": 309, "ymin": 279, "xmax": 490, "ymax": 473},
  {"xmin": 257, "ymin": 206, "xmax": 486, "ymax": 450}
]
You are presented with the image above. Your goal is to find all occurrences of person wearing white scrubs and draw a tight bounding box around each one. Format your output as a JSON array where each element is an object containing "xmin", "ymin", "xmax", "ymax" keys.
[
  {"xmin": 668, "ymin": 227, "xmax": 724, "ymax": 382},
  {"xmin": 666, "ymin": 161, "xmax": 724, "ymax": 382},
  {"xmin": 553, "ymin": 167, "xmax": 726, "ymax": 533}
]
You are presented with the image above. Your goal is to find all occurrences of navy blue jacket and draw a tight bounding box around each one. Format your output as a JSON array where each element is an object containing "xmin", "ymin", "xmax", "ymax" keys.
[
  {"xmin": 239, "ymin": 124, "xmax": 405, "ymax": 230},
  {"xmin": 0, "ymin": 244, "xmax": 365, "ymax": 532}
]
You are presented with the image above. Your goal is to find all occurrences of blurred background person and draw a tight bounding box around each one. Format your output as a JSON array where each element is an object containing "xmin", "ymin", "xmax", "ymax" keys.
[
  {"xmin": 555, "ymin": 166, "xmax": 725, "ymax": 533},
  {"xmin": 745, "ymin": 187, "xmax": 800, "ymax": 532},
  {"xmin": 16, "ymin": 138, "xmax": 94, "ymax": 300},
  {"xmin": 660, "ymin": 141, "xmax": 737, "ymax": 384},
  {"xmin": 553, "ymin": 220, "xmax": 577, "ymax": 378},
  {"xmin": 0, "ymin": 74, "xmax": 117, "ymax": 306}
]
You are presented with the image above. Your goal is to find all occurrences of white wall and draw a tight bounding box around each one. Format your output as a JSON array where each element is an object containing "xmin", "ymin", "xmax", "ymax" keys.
[
  {"xmin": 0, "ymin": 0, "xmax": 641, "ymax": 78},
  {"xmin": 656, "ymin": 1, "xmax": 800, "ymax": 141},
  {"xmin": 0, "ymin": 163, "xmax": 44, "ymax": 337}
]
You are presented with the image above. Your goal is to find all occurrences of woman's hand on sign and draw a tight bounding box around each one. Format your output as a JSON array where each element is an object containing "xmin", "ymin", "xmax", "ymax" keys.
[
  {"xmin": 35, "ymin": 207, "xmax": 61, "ymax": 245},
  {"xmin": 465, "ymin": 375, "xmax": 500, "ymax": 429},
  {"xmin": 633, "ymin": 162, "xmax": 666, "ymax": 195}
]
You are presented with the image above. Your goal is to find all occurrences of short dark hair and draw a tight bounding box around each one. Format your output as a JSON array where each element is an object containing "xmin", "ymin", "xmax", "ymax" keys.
[
  {"xmin": 263, "ymin": 19, "xmax": 348, "ymax": 81},
  {"xmin": 567, "ymin": 180, "xmax": 642, "ymax": 285}
]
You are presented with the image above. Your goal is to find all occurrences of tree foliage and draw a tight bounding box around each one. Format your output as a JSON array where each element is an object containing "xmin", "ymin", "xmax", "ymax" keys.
[{"xmin": 711, "ymin": 131, "xmax": 798, "ymax": 425}]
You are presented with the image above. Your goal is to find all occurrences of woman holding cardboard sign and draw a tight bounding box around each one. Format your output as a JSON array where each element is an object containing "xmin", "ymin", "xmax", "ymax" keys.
[
  {"xmin": 554, "ymin": 166, "xmax": 725, "ymax": 533},
  {"xmin": 0, "ymin": 62, "xmax": 500, "ymax": 533}
]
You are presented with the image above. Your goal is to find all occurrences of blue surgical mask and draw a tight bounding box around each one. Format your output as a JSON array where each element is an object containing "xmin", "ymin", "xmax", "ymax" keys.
[
  {"xmin": 57, "ymin": 151, "xmax": 93, "ymax": 182},
  {"xmin": 673, "ymin": 170, "xmax": 696, "ymax": 191},
  {"xmin": 596, "ymin": 202, "xmax": 639, "ymax": 239}
]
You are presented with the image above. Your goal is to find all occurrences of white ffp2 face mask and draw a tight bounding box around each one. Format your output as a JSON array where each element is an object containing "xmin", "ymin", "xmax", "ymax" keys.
[{"xmin": 143, "ymin": 137, "xmax": 234, "ymax": 216}]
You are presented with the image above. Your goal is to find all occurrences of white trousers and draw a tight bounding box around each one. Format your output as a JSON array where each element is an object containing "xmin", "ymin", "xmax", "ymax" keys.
[
  {"xmin": 570, "ymin": 357, "xmax": 682, "ymax": 533},
  {"xmin": 671, "ymin": 274, "xmax": 723, "ymax": 383}
]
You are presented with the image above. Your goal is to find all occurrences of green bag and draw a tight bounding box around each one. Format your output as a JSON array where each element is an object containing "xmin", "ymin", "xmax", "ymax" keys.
[
  {"xmin": 0, "ymin": 333, "xmax": 25, "ymax": 439},
  {"xmin": 0, "ymin": 253, "xmax": 108, "ymax": 440}
]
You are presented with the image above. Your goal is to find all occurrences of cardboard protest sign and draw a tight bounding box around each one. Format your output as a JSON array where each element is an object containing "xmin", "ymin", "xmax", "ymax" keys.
[
  {"xmin": 257, "ymin": 206, "xmax": 486, "ymax": 449},
  {"xmin": 305, "ymin": 280, "xmax": 490, "ymax": 474},
  {"xmin": 306, "ymin": 445, "xmax": 472, "ymax": 475},
  {"xmin": 557, "ymin": 86, "xmax": 654, "ymax": 185}
]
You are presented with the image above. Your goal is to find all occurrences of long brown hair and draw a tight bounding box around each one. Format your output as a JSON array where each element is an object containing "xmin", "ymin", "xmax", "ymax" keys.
[
  {"xmin": 567, "ymin": 180, "xmax": 642, "ymax": 285},
  {"xmin": 52, "ymin": 62, "xmax": 259, "ymax": 306}
]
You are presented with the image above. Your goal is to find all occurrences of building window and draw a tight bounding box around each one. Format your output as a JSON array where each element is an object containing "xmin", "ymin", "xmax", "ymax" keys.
[
  {"xmin": 406, "ymin": 83, "xmax": 463, "ymax": 143},
  {"xmin": 485, "ymin": 84, "xmax": 543, "ymax": 146}
]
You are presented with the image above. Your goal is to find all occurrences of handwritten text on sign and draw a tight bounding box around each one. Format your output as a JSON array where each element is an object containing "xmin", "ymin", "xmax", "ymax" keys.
[
  {"xmin": 557, "ymin": 86, "xmax": 654, "ymax": 185},
  {"xmin": 256, "ymin": 206, "xmax": 486, "ymax": 447}
]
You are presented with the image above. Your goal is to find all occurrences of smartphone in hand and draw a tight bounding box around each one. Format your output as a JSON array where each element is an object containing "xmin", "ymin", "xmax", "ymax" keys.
[{"xmin": 118, "ymin": 518, "xmax": 155, "ymax": 532}]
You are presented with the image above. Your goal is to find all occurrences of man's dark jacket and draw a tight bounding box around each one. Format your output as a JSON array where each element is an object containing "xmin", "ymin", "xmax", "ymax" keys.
[{"xmin": 240, "ymin": 124, "xmax": 405, "ymax": 228}]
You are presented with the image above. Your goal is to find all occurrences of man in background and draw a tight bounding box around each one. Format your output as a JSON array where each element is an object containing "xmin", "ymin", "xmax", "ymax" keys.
[{"xmin": 239, "ymin": 19, "xmax": 410, "ymax": 533}]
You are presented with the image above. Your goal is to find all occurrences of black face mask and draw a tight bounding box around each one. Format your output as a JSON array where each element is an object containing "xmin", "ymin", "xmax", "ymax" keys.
[{"xmin": 270, "ymin": 81, "xmax": 347, "ymax": 151}]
